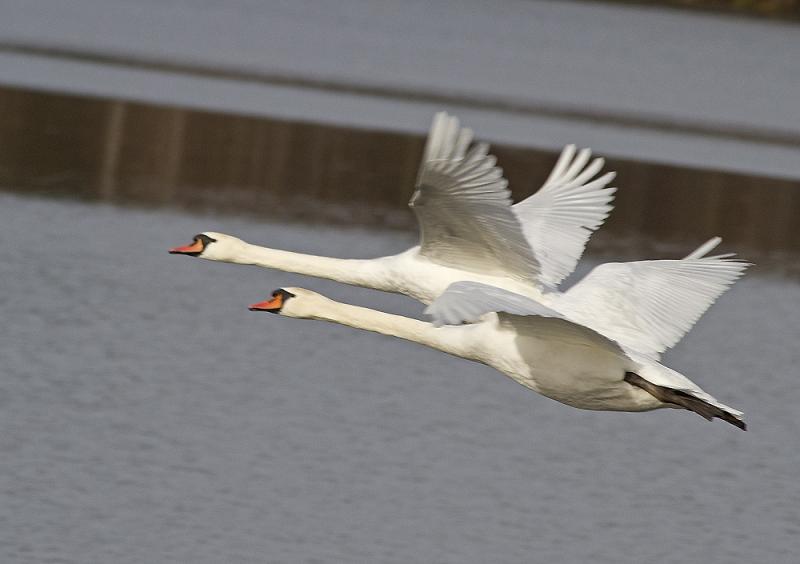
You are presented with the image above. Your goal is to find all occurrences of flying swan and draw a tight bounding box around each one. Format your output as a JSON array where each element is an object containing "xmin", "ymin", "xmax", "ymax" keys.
[
  {"xmin": 248, "ymin": 280, "xmax": 747, "ymax": 430},
  {"xmin": 171, "ymin": 112, "xmax": 748, "ymax": 371},
  {"xmin": 170, "ymin": 112, "xmax": 617, "ymax": 304}
]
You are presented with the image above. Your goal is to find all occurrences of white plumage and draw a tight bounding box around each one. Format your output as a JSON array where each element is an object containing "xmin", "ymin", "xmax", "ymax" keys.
[
  {"xmin": 426, "ymin": 281, "xmax": 744, "ymax": 420},
  {"xmin": 254, "ymin": 283, "xmax": 746, "ymax": 429},
  {"xmin": 171, "ymin": 111, "xmax": 749, "ymax": 428},
  {"xmin": 412, "ymin": 112, "xmax": 616, "ymax": 288},
  {"xmin": 514, "ymin": 144, "xmax": 616, "ymax": 287},
  {"xmin": 556, "ymin": 253, "xmax": 749, "ymax": 359},
  {"xmin": 171, "ymin": 111, "xmax": 617, "ymax": 302}
]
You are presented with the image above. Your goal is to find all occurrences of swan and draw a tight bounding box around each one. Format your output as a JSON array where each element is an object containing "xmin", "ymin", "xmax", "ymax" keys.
[
  {"xmin": 248, "ymin": 279, "xmax": 747, "ymax": 430},
  {"xmin": 170, "ymin": 112, "xmax": 617, "ymax": 304},
  {"xmin": 170, "ymin": 112, "xmax": 747, "ymax": 356}
]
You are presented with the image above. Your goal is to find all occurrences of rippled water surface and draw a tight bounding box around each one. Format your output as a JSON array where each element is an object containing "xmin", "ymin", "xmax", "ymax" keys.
[{"xmin": 1, "ymin": 193, "xmax": 799, "ymax": 563}]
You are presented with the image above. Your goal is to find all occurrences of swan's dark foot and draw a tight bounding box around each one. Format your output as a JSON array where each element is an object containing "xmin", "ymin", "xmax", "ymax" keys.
[{"xmin": 624, "ymin": 372, "xmax": 746, "ymax": 431}]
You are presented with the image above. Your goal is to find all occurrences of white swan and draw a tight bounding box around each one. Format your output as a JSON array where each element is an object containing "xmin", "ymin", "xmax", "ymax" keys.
[
  {"xmin": 170, "ymin": 112, "xmax": 748, "ymax": 358},
  {"xmin": 170, "ymin": 112, "xmax": 616, "ymax": 303},
  {"xmin": 248, "ymin": 281, "xmax": 747, "ymax": 430}
]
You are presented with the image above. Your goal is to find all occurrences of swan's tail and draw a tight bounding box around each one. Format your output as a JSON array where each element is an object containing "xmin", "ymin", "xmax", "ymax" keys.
[{"xmin": 624, "ymin": 372, "xmax": 746, "ymax": 431}]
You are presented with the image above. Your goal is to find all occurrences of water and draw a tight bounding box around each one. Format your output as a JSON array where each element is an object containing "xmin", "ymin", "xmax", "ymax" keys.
[{"xmin": 1, "ymin": 193, "xmax": 799, "ymax": 563}]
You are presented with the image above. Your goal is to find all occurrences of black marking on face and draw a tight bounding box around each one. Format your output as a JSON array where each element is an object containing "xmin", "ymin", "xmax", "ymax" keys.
[
  {"xmin": 183, "ymin": 233, "xmax": 217, "ymax": 257},
  {"xmin": 195, "ymin": 233, "xmax": 217, "ymax": 249},
  {"xmin": 267, "ymin": 288, "xmax": 296, "ymax": 314}
]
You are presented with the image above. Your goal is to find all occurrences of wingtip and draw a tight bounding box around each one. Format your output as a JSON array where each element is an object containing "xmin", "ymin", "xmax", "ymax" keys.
[
  {"xmin": 724, "ymin": 414, "xmax": 747, "ymax": 431},
  {"xmin": 684, "ymin": 236, "xmax": 722, "ymax": 259}
]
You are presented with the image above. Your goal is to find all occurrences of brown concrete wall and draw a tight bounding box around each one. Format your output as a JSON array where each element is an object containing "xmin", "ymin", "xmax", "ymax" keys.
[{"xmin": 1, "ymin": 85, "xmax": 797, "ymax": 258}]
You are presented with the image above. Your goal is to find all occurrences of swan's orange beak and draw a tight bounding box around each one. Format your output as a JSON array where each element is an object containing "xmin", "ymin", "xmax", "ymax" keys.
[
  {"xmin": 169, "ymin": 240, "xmax": 204, "ymax": 255},
  {"xmin": 249, "ymin": 294, "xmax": 284, "ymax": 313}
]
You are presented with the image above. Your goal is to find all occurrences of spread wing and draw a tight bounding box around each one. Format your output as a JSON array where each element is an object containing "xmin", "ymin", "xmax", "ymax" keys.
[
  {"xmin": 513, "ymin": 145, "xmax": 617, "ymax": 288},
  {"xmin": 559, "ymin": 238, "xmax": 749, "ymax": 359},
  {"xmin": 410, "ymin": 113, "xmax": 543, "ymax": 284}
]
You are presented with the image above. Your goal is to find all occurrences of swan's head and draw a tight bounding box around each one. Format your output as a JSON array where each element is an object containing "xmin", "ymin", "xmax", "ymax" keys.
[
  {"xmin": 248, "ymin": 287, "xmax": 327, "ymax": 319},
  {"xmin": 168, "ymin": 232, "xmax": 246, "ymax": 261}
]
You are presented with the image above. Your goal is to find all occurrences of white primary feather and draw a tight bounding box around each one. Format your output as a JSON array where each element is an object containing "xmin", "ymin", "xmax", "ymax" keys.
[
  {"xmin": 557, "ymin": 239, "xmax": 750, "ymax": 359},
  {"xmin": 684, "ymin": 236, "xmax": 722, "ymax": 259},
  {"xmin": 411, "ymin": 112, "xmax": 543, "ymax": 284},
  {"xmin": 513, "ymin": 145, "xmax": 617, "ymax": 287},
  {"xmin": 412, "ymin": 113, "xmax": 618, "ymax": 289},
  {"xmin": 418, "ymin": 111, "xmax": 473, "ymax": 165}
]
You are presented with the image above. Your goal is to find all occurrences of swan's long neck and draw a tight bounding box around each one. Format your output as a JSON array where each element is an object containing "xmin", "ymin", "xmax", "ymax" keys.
[
  {"xmin": 226, "ymin": 244, "xmax": 391, "ymax": 289},
  {"xmin": 304, "ymin": 299, "xmax": 478, "ymax": 360}
]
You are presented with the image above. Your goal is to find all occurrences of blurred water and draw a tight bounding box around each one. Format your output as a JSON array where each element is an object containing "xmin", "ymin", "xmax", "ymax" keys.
[{"xmin": 1, "ymin": 193, "xmax": 799, "ymax": 563}]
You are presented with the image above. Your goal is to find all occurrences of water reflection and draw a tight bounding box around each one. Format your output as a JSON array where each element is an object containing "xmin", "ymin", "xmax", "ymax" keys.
[
  {"xmin": 0, "ymin": 192, "xmax": 798, "ymax": 564},
  {"xmin": 2, "ymin": 85, "xmax": 799, "ymax": 258}
]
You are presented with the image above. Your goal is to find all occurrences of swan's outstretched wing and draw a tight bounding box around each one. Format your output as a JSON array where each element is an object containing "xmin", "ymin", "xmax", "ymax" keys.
[
  {"xmin": 411, "ymin": 113, "xmax": 543, "ymax": 285},
  {"xmin": 559, "ymin": 238, "xmax": 749, "ymax": 359},
  {"xmin": 513, "ymin": 145, "xmax": 617, "ymax": 287}
]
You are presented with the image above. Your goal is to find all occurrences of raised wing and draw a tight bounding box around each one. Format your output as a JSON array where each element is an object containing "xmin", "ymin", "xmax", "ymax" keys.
[
  {"xmin": 513, "ymin": 145, "xmax": 616, "ymax": 288},
  {"xmin": 559, "ymin": 238, "xmax": 750, "ymax": 359},
  {"xmin": 410, "ymin": 113, "xmax": 542, "ymax": 284}
]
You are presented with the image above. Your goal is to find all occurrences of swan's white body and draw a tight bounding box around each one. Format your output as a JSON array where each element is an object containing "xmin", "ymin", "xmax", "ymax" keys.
[{"xmin": 257, "ymin": 284, "xmax": 745, "ymax": 428}]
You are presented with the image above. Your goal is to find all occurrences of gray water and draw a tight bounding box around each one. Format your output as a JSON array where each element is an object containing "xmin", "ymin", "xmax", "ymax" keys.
[{"xmin": 1, "ymin": 193, "xmax": 799, "ymax": 563}]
